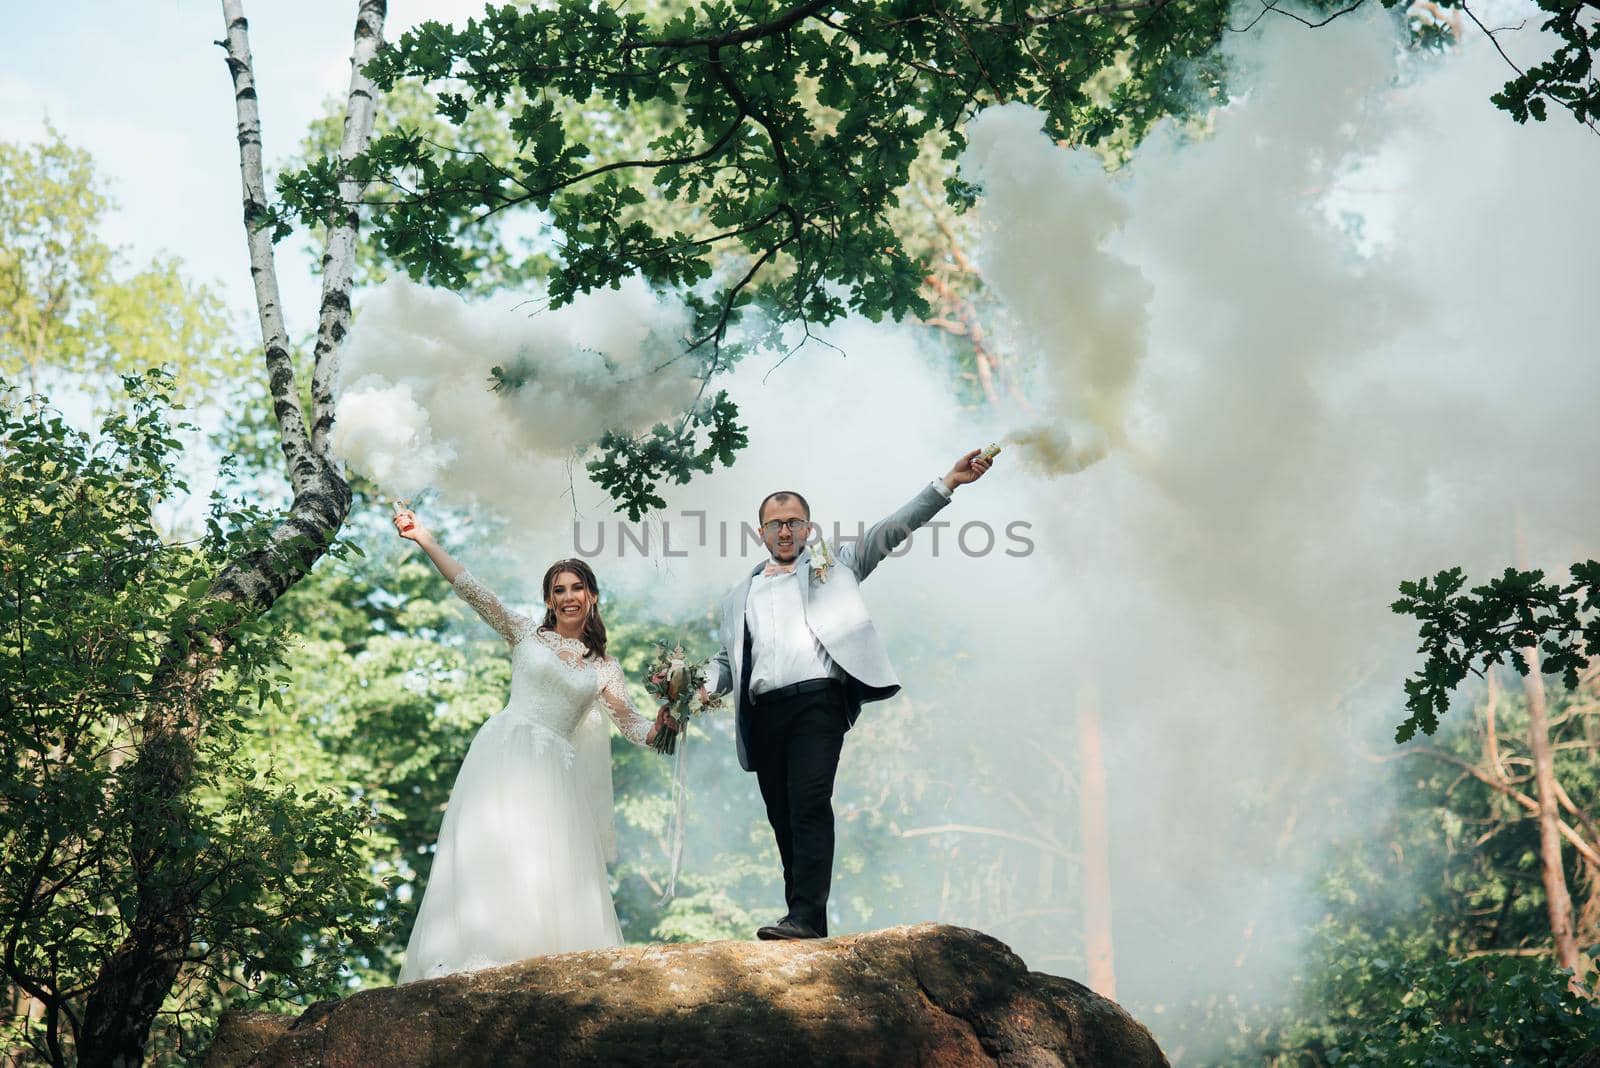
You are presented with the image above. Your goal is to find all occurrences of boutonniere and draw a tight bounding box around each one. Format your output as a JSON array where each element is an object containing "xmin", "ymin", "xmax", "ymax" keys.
[{"xmin": 809, "ymin": 539, "xmax": 835, "ymax": 584}]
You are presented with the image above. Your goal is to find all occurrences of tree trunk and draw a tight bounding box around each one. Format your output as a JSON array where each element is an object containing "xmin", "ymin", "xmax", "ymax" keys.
[
  {"xmin": 1077, "ymin": 685, "xmax": 1116, "ymax": 999},
  {"xmin": 1522, "ymin": 647, "xmax": 1583, "ymax": 977},
  {"xmin": 73, "ymin": 3, "xmax": 385, "ymax": 1062},
  {"xmin": 77, "ymin": 895, "xmax": 194, "ymax": 1067},
  {"xmin": 78, "ymin": 639, "xmax": 233, "ymax": 1065}
]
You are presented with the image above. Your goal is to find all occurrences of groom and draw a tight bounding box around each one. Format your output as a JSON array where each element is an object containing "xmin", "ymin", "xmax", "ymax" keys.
[{"xmin": 692, "ymin": 449, "xmax": 994, "ymax": 941}]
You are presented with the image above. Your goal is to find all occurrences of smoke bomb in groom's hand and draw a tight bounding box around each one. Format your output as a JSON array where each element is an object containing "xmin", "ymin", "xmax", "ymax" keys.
[{"xmin": 944, "ymin": 447, "xmax": 997, "ymax": 490}]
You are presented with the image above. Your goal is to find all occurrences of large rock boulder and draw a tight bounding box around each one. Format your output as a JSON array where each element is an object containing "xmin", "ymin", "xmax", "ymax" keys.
[{"xmin": 207, "ymin": 924, "xmax": 1167, "ymax": 1067}]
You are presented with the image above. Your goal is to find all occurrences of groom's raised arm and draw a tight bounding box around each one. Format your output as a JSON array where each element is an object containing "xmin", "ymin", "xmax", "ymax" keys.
[
  {"xmin": 838, "ymin": 449, "xmax": 994, "ymax": 582},
  {"xmin": 837, "ymin": 482, "xmax": 950, "ymax": 582}
]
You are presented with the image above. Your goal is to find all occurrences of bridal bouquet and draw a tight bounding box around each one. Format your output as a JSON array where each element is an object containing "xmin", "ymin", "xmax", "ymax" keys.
[{"xmin": 644, "ymin": 642, "xmax": 722, "ymax": 755}]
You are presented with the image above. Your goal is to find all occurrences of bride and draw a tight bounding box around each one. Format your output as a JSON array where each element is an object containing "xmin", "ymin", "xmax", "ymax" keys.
[{"xmin": 390, "ymin": 508, "xmax": 672, "ymax": 983}]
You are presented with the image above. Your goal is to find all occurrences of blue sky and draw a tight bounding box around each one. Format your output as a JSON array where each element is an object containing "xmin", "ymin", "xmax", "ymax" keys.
[{"xmin": 3, "ymin": 2, "xmax": 484, "ymax": 341}]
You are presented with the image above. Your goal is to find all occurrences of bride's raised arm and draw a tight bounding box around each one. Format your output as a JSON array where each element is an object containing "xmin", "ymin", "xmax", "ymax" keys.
[
  {"xmin": 594, "ymin": 658, "xmax": 655, "ymax": 747},
  {"xmin": 393, "ymin": 508, "xmax": 534, "ymax": 644}
]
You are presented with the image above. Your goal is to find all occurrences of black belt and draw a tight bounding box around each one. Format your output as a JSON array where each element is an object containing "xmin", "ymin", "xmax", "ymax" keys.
[{"xmin": 749, "ymin": 678, "xmax": 843, "ymax": 706}]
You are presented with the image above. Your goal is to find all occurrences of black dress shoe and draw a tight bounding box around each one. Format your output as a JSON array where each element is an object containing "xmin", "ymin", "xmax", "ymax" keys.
[{"xmin": 756, "ymin": 918, "xmax": 823, "ymax": 941}]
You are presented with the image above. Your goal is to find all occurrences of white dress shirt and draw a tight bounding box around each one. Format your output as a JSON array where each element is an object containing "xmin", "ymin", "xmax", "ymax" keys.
[{"xmin": 745, "ymin": 567, "xmax": 838, "ymax": 696}]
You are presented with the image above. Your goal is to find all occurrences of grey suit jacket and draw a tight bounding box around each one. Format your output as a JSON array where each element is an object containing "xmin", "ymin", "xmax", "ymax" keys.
[{"xmin": 709, "ymin": 481, "xmax": 953, "ymax": 771}]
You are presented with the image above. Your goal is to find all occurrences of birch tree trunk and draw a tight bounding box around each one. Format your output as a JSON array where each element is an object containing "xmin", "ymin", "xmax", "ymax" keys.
[{"xmin": 74, "ymin": 5, "xmax": 384, "ymax": 1065}]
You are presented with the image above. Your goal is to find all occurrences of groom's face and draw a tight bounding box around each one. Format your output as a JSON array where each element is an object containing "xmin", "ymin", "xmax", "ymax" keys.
[{"xmin": 759, "ymin": 496, "xmax": 810, "ymax": 564}]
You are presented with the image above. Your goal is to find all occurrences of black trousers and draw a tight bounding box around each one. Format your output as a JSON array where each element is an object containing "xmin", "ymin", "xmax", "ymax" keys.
[{"xmin": 748, "ymin": 684, "xmax": 849, "ymax": 936}]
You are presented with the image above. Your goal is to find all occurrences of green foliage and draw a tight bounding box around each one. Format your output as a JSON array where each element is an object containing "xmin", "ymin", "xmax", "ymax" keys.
[
  {"xmin": 1341, "ymin": 953, "xmax": 1600, "ymax": 1066},
  {"xmin": 0, "ymin": 128, "xmax": 239, "ymax": 410},
  {"xmin": 1486, "ymin": 0, "xmax": 1600, "ymax": 127},
  {"xmin": 281, "ymin": 0, "xmax": 1236, "ymax": 516},
  {"xmin": 586, "ymin": 390, "xmax": 748, "ymax": 519},
  {"xmin": 293, "ymin": 76, "xmax": 559, "ymax": 295},
  {"xmin": 1391, "ymin": 563, "xmax": 1600, "ymax": 741},
  {"xmin": 288, "ymin": 0, "xmax": 1234, "ymax": 299},
  {"xmin": 0, "ymin": 372, "xmax": 383, "ymax": 1063}
]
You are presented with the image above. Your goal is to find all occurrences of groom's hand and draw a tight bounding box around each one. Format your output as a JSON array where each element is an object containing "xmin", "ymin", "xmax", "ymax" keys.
[{"xmin": 943, "ymin": 448, "xmax": 995, "ymax": 492}]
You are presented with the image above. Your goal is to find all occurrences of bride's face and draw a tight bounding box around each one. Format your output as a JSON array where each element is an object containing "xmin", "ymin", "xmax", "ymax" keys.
[{"xmin": 546, "ymin": 570, "xmax": 595, "ymax": 625}]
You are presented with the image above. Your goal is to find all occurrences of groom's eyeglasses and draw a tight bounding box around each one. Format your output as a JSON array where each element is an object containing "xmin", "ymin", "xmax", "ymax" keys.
[{"xmin": 761, "ymin": 519, "xmax": 812, "ymax": 536}]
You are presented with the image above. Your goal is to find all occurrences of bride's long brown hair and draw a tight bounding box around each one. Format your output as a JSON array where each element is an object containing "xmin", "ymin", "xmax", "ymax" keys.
[{"xmin": 539, "ymin": 558, "xmax": 606, "ymax": 659}]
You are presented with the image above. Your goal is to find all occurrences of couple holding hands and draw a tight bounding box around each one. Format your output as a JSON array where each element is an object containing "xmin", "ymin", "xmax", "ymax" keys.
[{"xmin": 391, "ymin": 449, "xmax": 994, "ymax": 983}]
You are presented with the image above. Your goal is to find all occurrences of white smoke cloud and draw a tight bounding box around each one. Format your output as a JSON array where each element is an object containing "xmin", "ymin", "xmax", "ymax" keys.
[
  {"xmin": 896, "ymin": 3, "xmax": 1599, "ymax": 1045},
  {"xmin": 333, "ymin": 275, "xmax": 698, "ymax": 517},
  {"xmin": 330, "ymin": 377, "xmax": 455, "ymax": 499},
  {"xmin": 960, "ymin": 102, "xmax": 1152, "ymax": 474}
]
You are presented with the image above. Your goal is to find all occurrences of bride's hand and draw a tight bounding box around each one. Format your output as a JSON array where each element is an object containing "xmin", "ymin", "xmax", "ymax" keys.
[
  {"xmin": 393, "ymin": 509, "xmax": 428, "ymax": 543},
  {"xmin": 648, "ymin": 704, "xmax": 678, "ymax": 748}
]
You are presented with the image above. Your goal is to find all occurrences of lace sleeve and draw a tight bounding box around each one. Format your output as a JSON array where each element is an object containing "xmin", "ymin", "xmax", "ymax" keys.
[
  {"xmin": 450, "ymin": 570, "xmax": 536, "ymax": 644},
  {"xmin": 595, "ymin": 657, "xmax": 653, "ymax": 747}
]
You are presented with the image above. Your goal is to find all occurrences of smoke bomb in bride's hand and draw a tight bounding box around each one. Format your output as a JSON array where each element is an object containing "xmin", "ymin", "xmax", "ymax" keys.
[{"xmin": 391, "ymin": 499, "xmax": 415, "ymax": 534}]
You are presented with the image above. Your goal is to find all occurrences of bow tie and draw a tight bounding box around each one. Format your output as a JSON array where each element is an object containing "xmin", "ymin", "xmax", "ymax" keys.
[{"xmin": 762, "ymin": 561, "xmax": 798, "ymax": 577}]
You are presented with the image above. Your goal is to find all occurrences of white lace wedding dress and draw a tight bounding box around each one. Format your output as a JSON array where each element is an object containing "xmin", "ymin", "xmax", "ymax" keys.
[{"xmin": 397, "ymin": 570, "xmax": 653, "ymax": 984}]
